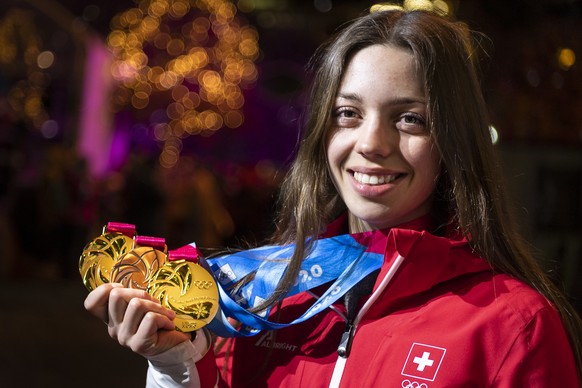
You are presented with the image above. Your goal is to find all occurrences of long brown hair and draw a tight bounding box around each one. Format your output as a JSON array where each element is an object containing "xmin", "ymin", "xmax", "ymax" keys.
[{"xmin": 261, "ymin": 9, "xmax": 582, "ymax": 378}]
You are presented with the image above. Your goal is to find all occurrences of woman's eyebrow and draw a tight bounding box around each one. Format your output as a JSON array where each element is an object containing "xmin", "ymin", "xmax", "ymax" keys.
[
  {"xmin": 335, "ymin": 92, "xmax": 362, "ymax": 103},
  {"xmin": 335, "ymin": 93, "xmax": 426, "ymax": 106},
  {"xmin": 389, "ymin": 97, "xmax": 427, "ymax": 105}
]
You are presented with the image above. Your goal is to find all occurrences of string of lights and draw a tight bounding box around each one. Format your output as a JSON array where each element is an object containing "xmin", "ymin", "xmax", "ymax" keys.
[{"xmin": 107, "ymin": 0, "xmax": 259, "ymax": 168}]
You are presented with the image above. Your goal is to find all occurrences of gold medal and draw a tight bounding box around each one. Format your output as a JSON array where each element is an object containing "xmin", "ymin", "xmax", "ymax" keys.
[
  {"xmin": 147, "ymin": 259, "xmax": 219, "ymax": 332},
  {"xmin": 111, "ymin": 245, "xmax": 167, "ymax": 290},
  {"xmin": 79, "ymin": 231, "xmax": 134, "ymax": 291},
  {"xmin": 80, "ymin": 224, "xmax": 219, "ymax": 333}
]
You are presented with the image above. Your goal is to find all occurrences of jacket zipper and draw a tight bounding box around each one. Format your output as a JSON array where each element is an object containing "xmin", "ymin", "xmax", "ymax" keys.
[
  {"xmin": 329, "ymin": 254, "xmax": 406, "ymax": 388},
  {"xmin": 337, "ymin": 322, "xmax": 354, "ymax": 358}
]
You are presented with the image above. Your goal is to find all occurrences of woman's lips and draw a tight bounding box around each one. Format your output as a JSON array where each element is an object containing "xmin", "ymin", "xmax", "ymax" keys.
[
  {"xmin": 353, "ymin": 171, "xmax": 403, "ymax": 185},
  {"xmin": 349, "ymin": 170, "xmax": 406, "ymax": 197}
]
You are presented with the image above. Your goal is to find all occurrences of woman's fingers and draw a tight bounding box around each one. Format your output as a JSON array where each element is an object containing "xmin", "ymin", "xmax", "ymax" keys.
[
  {"xmin": 84, "ymin": 283, "xmax": 124, "ymax": 322},
  {"xmin": 108, "ymin": 287, "xmax": 152, "ymax": 327},
  {"xmin": 129, "ymin": 312, "xmax": 190, "ymax": 357},
  {"xmin": 84, "ymin": 284, "xmax": 188, "ymax": 358},
  {"xmin": 115, "ymin": 296, "xmax": 173, "ymax": 340}
]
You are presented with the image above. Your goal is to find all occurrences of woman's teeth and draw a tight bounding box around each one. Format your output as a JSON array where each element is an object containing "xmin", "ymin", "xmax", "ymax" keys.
[{"xmin": 353, "ymin": 172, "xmax": 398, "ymax": 185}]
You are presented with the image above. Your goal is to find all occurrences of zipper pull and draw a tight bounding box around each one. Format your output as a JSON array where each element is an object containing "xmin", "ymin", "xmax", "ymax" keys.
[
  {"xmin": 337, "ymin": 323, "xmax": 354, "ymax": 358},
  {"xmin": 337, "ymin": 269, "xmax": 379, "ymax": 359}
]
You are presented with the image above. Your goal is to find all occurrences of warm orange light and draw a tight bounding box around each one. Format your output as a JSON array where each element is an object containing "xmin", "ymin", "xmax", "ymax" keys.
[
  {"xmin": 558, "ymin": 48, "xmax": 576, "ymax": 70},
  {"xmin": 107, "ymin": 0, "xmax": 259, "ymax": 167}
]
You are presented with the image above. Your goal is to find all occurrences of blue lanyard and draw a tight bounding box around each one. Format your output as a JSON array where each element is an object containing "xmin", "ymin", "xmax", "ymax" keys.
[{"xmin": 205, "ymin": 234, "xmax": 384, "ymax": 337}]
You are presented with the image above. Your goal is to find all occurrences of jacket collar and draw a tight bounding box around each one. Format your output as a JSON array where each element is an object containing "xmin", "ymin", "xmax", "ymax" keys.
[
  {"xmin": 322, "ymin": 213, "xmax": 435, "ymax": 255},
  {"xmin": 324, "ymin": 213, "xmax": 492, "ymax": 309},
  {"xmin": 374, "ymin": 228, "xmax": 492, "ymax": 305}
]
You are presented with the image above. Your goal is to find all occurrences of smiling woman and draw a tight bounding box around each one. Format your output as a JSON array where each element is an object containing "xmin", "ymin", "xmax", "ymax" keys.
[
  {"xmin": 327, "ymin": 44, "xmax": 440, "ymax": 232},
  {"xmin": 84, "ymin": 7, "xmax": 582, "ymax": 388}
]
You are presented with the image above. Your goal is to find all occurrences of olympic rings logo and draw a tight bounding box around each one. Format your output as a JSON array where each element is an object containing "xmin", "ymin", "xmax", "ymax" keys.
[
  {"xmin": 193, "ymin": 280, "xmax": 214, "ymax": 289},
  {"xmin": 401, "ymin": 380, "xmax": 428, "ymax": 388}
]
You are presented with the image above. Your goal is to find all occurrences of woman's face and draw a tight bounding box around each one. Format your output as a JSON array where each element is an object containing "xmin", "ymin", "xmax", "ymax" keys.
[{"xmin": 326, "ymin": 44, "xmax": 440, "ymax": 231}]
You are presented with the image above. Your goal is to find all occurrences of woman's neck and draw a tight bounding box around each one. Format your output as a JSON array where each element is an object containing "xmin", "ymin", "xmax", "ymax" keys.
[
  {"xmin": 347, "ymin": 212, "xmax": 436, "ymax": 234},
  {"xmin": 348, "ymin": 213, "xmax": 372, "ymax": 234}
]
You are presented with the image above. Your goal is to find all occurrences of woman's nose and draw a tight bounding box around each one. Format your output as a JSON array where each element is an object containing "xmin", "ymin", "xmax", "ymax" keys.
[{"xmin": 354, "ymin": 118, "xmax": 395, "ymax": 158}]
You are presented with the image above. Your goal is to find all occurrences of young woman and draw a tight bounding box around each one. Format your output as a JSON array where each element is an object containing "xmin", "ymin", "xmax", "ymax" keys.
[{"xmin": 85, "ymin": 7, "xmax": 582, "ymax": 387}]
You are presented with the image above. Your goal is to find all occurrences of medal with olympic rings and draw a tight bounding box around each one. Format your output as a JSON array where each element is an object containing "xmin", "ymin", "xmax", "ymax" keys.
[
  {"xmin": 80, "ymin": 224, "xmax": 219, "ymax": 332},
  {"xmin": 147, "ymin": 245, "xmax": 219, "ymax": 332}
]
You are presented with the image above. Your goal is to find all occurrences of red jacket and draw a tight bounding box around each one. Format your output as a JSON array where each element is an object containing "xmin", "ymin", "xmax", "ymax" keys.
[{"xmin": 196, "ymin": 217, "xmax": 578, "ymax": 387}]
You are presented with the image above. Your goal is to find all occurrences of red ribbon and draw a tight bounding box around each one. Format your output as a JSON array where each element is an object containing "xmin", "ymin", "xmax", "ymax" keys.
[
  {"xmin": 106, "ymin": 222, "xmax": 136, "ymax": 237},
  {"xmin": 135, "ymin": 235, "xmax": 167, "ymax": 251},
  {"xmin": 168, "ymin": 244, "xmax": 200, "ymax": 263}
]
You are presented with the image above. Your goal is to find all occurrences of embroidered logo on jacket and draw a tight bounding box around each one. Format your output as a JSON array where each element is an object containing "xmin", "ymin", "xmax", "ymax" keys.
[{"xmin": 401, "ymin": 343, "xmax": 446, "ymax": 382}]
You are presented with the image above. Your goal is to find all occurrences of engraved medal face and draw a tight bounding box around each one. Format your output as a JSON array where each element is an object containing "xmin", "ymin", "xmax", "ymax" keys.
[
  {"xmin": 111, "ymin": 246, "xmax": 167, "ymax": 290},
  {"xmin": 79, "ymin": 232, "xmax": 134, "ymax": 291},
  {"xmin": 147, "ymin": 260, "xmax": 219, "ymax": 332}
]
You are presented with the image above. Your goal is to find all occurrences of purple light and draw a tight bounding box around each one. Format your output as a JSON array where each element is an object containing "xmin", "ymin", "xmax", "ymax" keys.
[{"xmin": 77, "ymin": 36, "xmax": 114, "ymax": 178}]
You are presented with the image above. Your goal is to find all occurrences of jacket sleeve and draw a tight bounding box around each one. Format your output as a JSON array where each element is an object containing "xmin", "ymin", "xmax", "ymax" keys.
[
  {"xmin": 493, "ymin": 305, "xmax": 579, "ymax": 387},
  {"xmin": 146, "ymin": 329, "xmax": 220, "ymax": 388}
]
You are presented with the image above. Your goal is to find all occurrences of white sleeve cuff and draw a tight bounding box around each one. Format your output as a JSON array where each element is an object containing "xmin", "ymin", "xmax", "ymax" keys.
[{"xmin": 146, "ymin": 329, "xmax": 211, "ymax": 388}]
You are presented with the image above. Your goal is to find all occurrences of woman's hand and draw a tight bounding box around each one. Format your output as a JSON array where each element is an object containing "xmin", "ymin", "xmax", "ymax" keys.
[{"xmin": 84, "ymin": 283, "xmax": 191, "ymax": 358}]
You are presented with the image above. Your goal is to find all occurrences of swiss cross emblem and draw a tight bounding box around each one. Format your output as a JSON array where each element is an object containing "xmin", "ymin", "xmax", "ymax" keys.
[{"xmin": 401, "ymin": 343, "xmax": 446, "ymax": 382}]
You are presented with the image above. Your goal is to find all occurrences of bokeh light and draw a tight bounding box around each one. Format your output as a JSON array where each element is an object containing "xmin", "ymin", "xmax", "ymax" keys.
[
  {"xmin": 107, "ymin": 0, "xmax": 259, "ymax": 168},
  {"xmin": 0, "ymin": 9, "xmax": 49, "ymax": 130},
  {"xmin": 558, "ymin": 47, "xmax": 576, "ymax": 70},
  {"xmin": 371, "ymin": 0, "xmax": 450, "ymax": 15}
]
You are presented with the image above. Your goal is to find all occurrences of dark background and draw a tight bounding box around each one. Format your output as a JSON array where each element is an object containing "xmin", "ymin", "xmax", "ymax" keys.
[{"xmin": 0, "ymin": 0, "xmax": 581, "ymax": 386}]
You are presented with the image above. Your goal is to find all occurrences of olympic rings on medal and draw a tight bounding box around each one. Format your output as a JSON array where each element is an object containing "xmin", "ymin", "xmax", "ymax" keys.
[
  {"xmin": 147, "ymin": 259, "xmax": 219, "ymax": 332},
  {"xmin": 193, "ymin": 280, "xmax": 214, "ymax": 289}
]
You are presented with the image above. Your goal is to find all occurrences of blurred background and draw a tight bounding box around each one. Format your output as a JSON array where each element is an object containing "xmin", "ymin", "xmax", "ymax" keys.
[{"xmin": 0, "ymin": 0, "xmax": 581, "ymax": 386}]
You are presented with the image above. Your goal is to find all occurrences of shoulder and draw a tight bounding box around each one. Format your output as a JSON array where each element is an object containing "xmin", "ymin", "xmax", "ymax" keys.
[
  {"xmin": 388, "ymin": 271, "xmax": 577, "ymax": 384},
  {"xmin": 488, "ymin": 273, "xmax": 555, "ymax": 322},
  {"xmin": 484, "ymin": 273, "xmax": 572, "ymax": 351},
  {"xmin": 438, "ymin": 269, "xmax": 559, "ymax": 333},
  {"xmin": 443, "ymin": 270, "xmax": 574, "ymax": 365},
  {"xmin": 486, "ymin": 275, "xmax": 578, "ymax": 384}
]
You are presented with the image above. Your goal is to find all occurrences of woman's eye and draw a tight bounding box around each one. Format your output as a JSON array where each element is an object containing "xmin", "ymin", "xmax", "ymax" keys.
[
  {"xmin": 403, "ymin": 113, "xmax": 425, "ymax": 124},
  {"xmin": 334, "ymin": 108, "xmax": 358, "ymax": 118},
  {"xmin": 398, "ymin": 113, "xmax": 426, "ymax": 133},
  {"xmin": 333, "ymin": 107, "xmax": 360, "ymax": 126}
]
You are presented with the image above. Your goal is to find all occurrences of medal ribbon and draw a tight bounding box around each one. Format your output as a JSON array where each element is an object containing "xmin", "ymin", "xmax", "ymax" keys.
[
  {"xmin": 134, "ymin": 235, "xmax": 166, "ymax": 251},
  {"xmin": 168, "ymin": 244, "xmax": 201, "ymax": 263},
  {"xmin": 105, "ymin": 222, "xmax": 136, "ymax": 237},
  {"xmin": 204, "ymin": 234, "xmax": 385, "ymax": 337}
]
